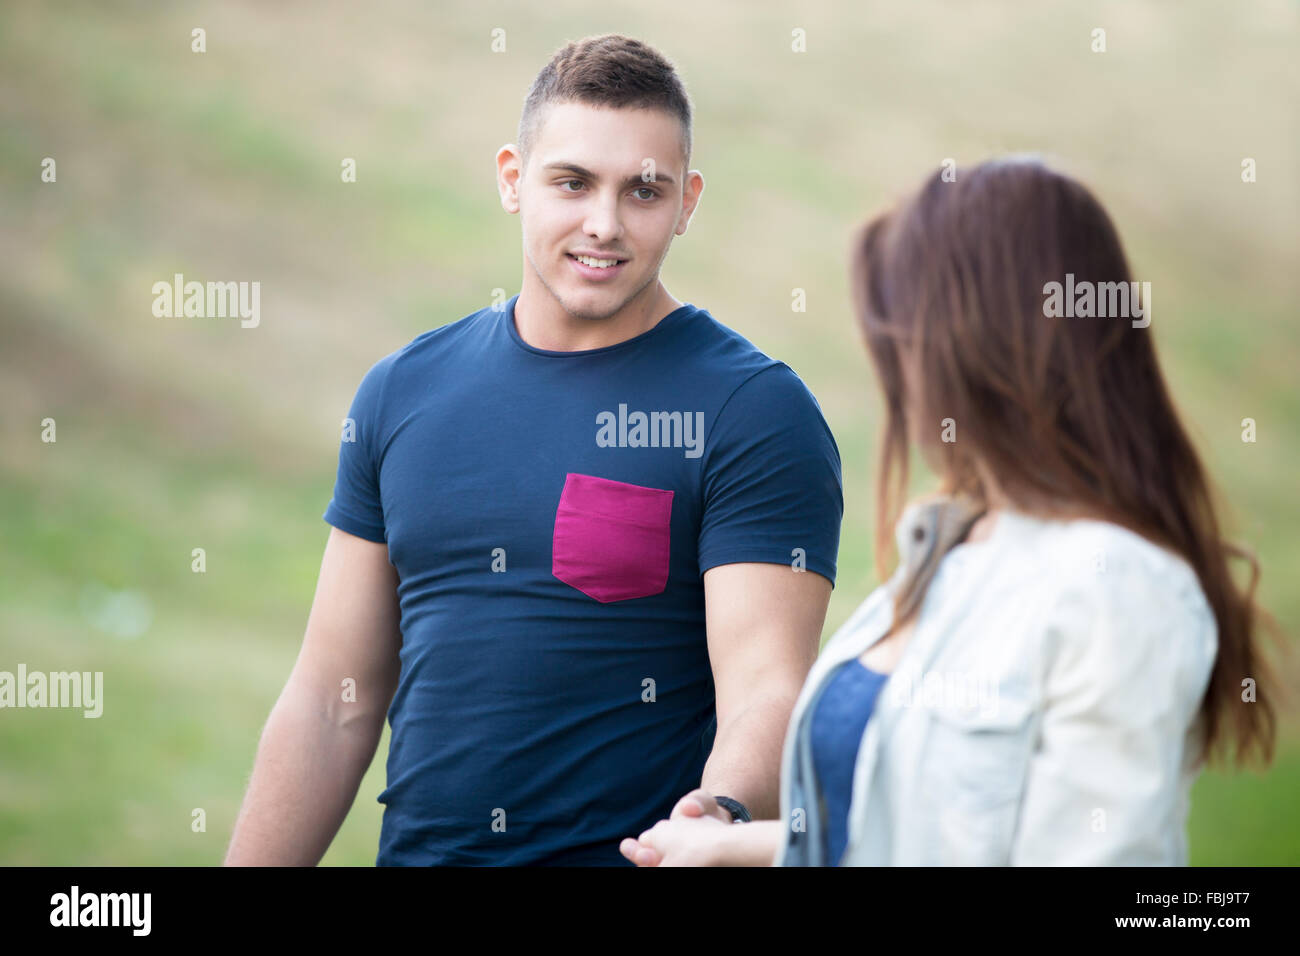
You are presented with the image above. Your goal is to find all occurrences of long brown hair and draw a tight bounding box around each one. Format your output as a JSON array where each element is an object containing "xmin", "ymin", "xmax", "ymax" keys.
[{"xmin": 850, "ymin": 156, "xmax": 1280, "ymax": 770}]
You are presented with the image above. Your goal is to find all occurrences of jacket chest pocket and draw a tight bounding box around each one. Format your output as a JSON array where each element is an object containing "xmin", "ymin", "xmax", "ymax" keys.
[
  {"xmin": 923, "ymin": 695, "xmax": 1037, "ymax": 865},
  {"xmin": 552, "ymin": 473, "xmax": 674, "ymax": 603},
  {"xmin": 925, "ymin": 694, "xmax": 1036, "ymax": 805}
]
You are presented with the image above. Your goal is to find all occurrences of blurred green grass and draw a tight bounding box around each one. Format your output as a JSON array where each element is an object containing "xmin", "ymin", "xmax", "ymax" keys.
[{"xmin": 1, "ymin": 0, "xmax": 1296, "ymax": 864}]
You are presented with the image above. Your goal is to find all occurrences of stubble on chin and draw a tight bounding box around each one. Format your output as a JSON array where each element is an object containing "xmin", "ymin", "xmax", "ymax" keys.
[
  {"xmin": 526, "ymin": 236, "xmax": 664, "ymax": 323},
  {"xmin": 541, "ymin": 265, "xmax": 652, "ymax": 323}
]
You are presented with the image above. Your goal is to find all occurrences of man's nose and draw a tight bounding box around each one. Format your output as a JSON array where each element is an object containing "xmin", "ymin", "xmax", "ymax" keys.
[{"xmin": 582, "ymin": 192, "xmax": 624, "ymax": 242}]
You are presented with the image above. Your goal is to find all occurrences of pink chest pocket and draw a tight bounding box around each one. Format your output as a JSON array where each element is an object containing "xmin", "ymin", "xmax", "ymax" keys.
[{"xmin": 552, "ymin": 473, "xmax": 674, "ymax": 603}]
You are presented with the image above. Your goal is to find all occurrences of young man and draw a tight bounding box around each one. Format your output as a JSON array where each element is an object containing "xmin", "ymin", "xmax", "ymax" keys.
[{"xmin": 224, "ymin": 34, "xmax": 842, "ymax": 866}]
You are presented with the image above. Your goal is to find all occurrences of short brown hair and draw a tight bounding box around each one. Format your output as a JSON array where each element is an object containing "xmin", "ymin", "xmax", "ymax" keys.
[{"xmin": 517, "ymin": 34, "xmax": 693, "ymax": 170}]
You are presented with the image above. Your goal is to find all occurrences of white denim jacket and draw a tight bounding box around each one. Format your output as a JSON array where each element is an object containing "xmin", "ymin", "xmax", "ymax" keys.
[{"xmin": 774, "ymin": 501, "xmax": 1218, "ymax": 866}]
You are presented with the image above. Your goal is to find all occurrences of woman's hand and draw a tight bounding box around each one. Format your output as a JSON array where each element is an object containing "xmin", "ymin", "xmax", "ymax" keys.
[
  {"xmin": 621, "ymin": 789, "xmax": 789, "ymax": 866},
  {"xmin": 620, "ymin": 813, "xmax": 732, "ymax": 866},
  {"xmin": 621, "ymin": 788, "xmax": 734, "ymax": 866}
]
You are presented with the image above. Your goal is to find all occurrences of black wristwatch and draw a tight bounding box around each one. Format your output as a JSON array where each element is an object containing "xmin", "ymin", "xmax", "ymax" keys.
[{"xmin": 714, "ymin": 795, "xmax": 751, "ymax": 823}]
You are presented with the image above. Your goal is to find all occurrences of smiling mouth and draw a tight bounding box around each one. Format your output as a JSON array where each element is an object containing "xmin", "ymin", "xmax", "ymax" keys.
[{"xmin": 567, "ymin": 253, "xmax": 628, "ymax": 269}]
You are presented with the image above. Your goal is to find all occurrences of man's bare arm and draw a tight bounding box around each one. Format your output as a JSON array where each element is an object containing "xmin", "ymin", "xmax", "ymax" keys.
[
  {"xmin": 223, "ymin": 526, "xmax": 402, "ymax": 866},
  {"xmin": 693, "ymin": 562, "xmax": 831, "ymax": 820}
]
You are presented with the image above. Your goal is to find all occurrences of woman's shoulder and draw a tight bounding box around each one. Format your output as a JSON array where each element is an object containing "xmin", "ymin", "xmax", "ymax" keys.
[
  {"xmin": 996, "ymin": 509, "xmax": 1207, "ymax": 606},
  {"xmin": 994, "ymin": 510, "xmax": 1218, "ymax": 672}
]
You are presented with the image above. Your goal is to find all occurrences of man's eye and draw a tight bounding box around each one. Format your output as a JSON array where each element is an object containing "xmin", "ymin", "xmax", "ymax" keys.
[
  {"xmin": 634, "ymin": 187, "xmax": 658, "ymax": 200},
  {"xmin": 561, "ymin": 180, "xmax": 584, "ymax": 191}
]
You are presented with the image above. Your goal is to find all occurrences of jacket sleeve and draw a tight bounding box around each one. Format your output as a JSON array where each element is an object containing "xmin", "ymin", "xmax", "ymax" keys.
[{"xmin": 1008, "ymin": 553, "xmax": 1217, "ymax": 865}]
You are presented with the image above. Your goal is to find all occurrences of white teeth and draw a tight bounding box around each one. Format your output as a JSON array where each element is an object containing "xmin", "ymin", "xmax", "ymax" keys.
[{"xmin": 574, "ymin": 255, "xmax": 620, "ymax": 268}]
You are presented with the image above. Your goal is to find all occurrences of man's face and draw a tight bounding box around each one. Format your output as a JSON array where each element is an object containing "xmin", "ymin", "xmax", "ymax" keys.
[{"xmin": 499, "ymin": 101, "xmax": 703, "ymax": 321}]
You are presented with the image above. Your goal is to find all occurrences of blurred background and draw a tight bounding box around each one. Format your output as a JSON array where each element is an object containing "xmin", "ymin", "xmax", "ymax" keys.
[{"xmin": 1, "ymin": 0, "xmax": 1296, "ymax": 865}]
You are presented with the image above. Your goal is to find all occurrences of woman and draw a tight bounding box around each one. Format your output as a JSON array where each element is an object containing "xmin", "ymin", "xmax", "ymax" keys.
[{"xmin": 619, "ymin": 156, "xmax": 1279, "ymax": 866}]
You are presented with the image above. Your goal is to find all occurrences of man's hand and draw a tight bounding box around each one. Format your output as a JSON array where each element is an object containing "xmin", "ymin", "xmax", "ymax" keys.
[{"xmin": 670, "ymin": 787, "xmax": 733, "ymax": 824}]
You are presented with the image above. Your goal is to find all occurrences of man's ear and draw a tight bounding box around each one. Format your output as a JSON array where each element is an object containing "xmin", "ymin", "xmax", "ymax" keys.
[
  {"xmin": 497, "ymin": 144, "xmax": 523, "ymax": 214},
  {"xmin": 676, "ymin": 169, "xmax": 705, "ymax": 236}
]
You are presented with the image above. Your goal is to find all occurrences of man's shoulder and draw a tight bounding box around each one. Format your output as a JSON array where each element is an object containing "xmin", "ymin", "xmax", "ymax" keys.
[
  {"xmin": 361, "ymin": 302, "xmax": 496, "ymax": 384},
  {"xmin": 395, "ymin": 303, "xmax": 496, "ymax": 363},
  {"xmin": 340, "ymin": 304, "xmax": 495, "ymax": 421},
  {"xmin": 682, "ymin": 306, "xmax": 779, "ymax": 373},
  {"xmin": 680, "ymin": 308, "xmax": 827, "ymax": 413}
]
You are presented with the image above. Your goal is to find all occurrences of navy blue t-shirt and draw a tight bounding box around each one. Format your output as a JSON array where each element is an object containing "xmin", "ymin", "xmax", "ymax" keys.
[{"xmin": 323, "ymin": 293, "xmax": 843, "ymax": 865}]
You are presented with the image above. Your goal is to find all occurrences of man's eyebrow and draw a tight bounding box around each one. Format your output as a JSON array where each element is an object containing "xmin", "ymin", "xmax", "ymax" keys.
[{"xmin": 541, "ymin": 162, "xmax": 676, "ymax": 188}]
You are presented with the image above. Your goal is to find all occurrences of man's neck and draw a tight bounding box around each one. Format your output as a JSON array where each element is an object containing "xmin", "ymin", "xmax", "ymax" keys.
[{"xmin": 513, "ymin": 281, "xmax": 684, "ymax": 352}]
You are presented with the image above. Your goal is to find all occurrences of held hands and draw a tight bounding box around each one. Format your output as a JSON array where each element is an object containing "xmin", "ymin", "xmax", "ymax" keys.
[{"xmin": 619, "ymin": 788, "xmax": 734, "ymax": 867}]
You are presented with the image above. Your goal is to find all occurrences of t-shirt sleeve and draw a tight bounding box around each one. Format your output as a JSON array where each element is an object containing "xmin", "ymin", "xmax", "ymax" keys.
[
  {"xmin": 697, "ymin": 362, "xmax": 844, "ymax": 586},
  {"xmin": 322, "ymin": 354, "xmax": 393, "ymax": 543}
]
